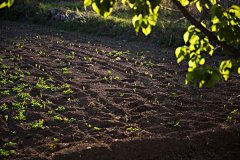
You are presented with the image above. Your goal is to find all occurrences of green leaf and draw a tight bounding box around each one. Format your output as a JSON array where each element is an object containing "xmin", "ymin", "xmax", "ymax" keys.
[
  {"xmin": 142, "ymin": 24, "xmax": 151, "ymax": 36},
  {"xmin": 183, "ymin": 31, "xmax": 190, "ymax": 43},
  {"xmin": 220, "ymin": 60, "xmax": 232, "ymax": 80},
  {"xmin": 199, "ymin": 58, "xmax": 205, "ymax": 65},
  {"xmin": 92, "ymin": 3, "xmax": 100, "ymax": 14},
  {"xmin": 0, "ymin": 0, "xmax": 14, "ymax": 8},
  {"xmin": 212, "ymin": 24, "xmax": 217, "ymax": 32},
  {"xmin": 189, "ymin": 34, "xmax": 199, "ymax": 44},
  {"xmin": 230, "ymin": 5, "xmax": 240, "ymax": 19},
  {"xmin": 175, "ymin": 47, "xmax": 187, "ymax": 63},
  {"xmin": 132, "ymin": 14, "xmax": 142, "ymax": 33},
  {"xmin": 8, "ymin": 0, "xmax": 14, "ymax": 7},
  {"xmin": 196, "ymin": 1, "xmax": 203, "ymax": 13},
  {"xmin": 179, "ymin": 0, "xmax": 189, "ymax": 6},
  {"xmin": 0, "ymin": 2, "xmax": 7, "ymax": 8},
  {"xmin": 210, "ymin": 0, "xmax": 216, "ymax": 5},
  {"xmin": 84, "ymin": 0, "xmax": 92, "ymax": 7}
]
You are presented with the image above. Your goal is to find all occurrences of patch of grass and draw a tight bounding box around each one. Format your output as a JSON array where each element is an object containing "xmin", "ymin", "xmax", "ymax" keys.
[{"xmin": 0, "ymin": 0, "xmax": 187, "ymax": 46}]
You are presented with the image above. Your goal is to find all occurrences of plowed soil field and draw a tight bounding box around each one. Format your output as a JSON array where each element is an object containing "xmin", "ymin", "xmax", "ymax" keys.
[{"xmin": 0, "ymin": 21, "xmax": 240, "ymax": 160}]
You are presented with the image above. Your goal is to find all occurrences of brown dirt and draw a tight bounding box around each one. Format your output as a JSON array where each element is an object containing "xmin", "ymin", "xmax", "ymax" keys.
[{"xmin": 0, "ymin": 20, "xmax": 240, "ymax": 160}]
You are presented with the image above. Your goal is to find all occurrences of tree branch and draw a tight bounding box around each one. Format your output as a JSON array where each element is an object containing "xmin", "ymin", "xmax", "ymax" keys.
[{"xmin": 171, "ymin": 0, "xmax": 240, "ymax": 59}]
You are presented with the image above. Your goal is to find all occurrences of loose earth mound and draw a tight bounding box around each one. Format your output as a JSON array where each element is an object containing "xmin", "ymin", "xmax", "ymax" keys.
[{"xmin": 0, "ymin": 21, "xmax": 239, "ymax": 160}]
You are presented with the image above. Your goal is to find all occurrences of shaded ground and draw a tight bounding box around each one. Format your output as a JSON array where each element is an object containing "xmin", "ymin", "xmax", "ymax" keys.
[{"xmin": 0, "ymin": 21, "xmax": 240, "ymax": 160}]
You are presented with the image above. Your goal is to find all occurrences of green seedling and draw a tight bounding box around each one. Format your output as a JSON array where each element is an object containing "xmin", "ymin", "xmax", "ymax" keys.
[
  {"xmin": 0, "ymin": 142, "xmax": 17, "ymax": 157},
  {"xmin": 9, "ymin": 73, "xmax": 24, "ymax": 81},
  {"xmin": 23, "ymin": 71, "xmax": 31, "ymax": 76},
  {"xmin": 13, "ymin": 109, "xmax": 26, "ymax": 121},
  {"xmin": 0, "ymin": 63, "xmax": 9, "ymax": 70},
  {"xmin": 55, "ymin": 106, "xmax": 65, "ymax": 112},
  {"xmin": 38, "ymin": 51, "xmax": 46, "ymax": 57},
  {"xmin": 62, "ymin": 88, "xmax": 73, "ymax": 95},
  {"xmin": 29, "ymin": 119, "xmax": 45, "ymax": 129},
  {"xmin": 145, "ymin": 60, "xmax": 155, "ymax": 68},
  {"xmin": 61, "ymin": 83, "xmax": 73, "ymax": 95},
  {"xmin": 93, "ymin": 126, "xmax": 101, "ymax": 131},
  {"xmin": 35, "ymin": 64, "xmax": 41, "ymax": 70},
  {"xmin": 114, "ymin": 76, "xmax": 120, "ymax": 80},
  {"xmin": 144, "ymin": 71, "xmax": 153, "ymax": 78},
  {"xmin": 63, "ymin": 117, "xmax": 70, "ymax": 122},
  {"xmin": 153, "ymin": 98, "xmax": 160, "ymax": 105},
  {"xmin": 0, "ymin": 78, "xmax": 8, "ymax": 85},
  {"xmin": 134, "ymin": 61, "xmax": 138, "ymax": 65},
  {"xmin": 16, "ymin": 43, "xmax": 24, "ymax": 48},
  {"xmin": 115, "ymin": 57, "xmax": 121, "ymax": 61},
  {"xmin": 12, "ymin": 101, "xmax": 25, "ymax": 110},
  {"xmin": 126, "ymin": 127, "xmax": 139, "ymax": 131},
  {"xmin": 54, "ymin": 115, "xmax": 63, "ymax": 121},
  {"xmin": 11, "ymin": 131, "xmax": 16, "ymax": 135},
  {"xmin": 53, "ymin": 138, "xmax": 59, "ymax": 142},
  {"xmin": 46, "ymin": 99, "xmax": 53, "ymax": 105},
  {"xmin": 129, "ymin": 70, "xmax": 133, "ymax": 75},
  {"xmin": 12, "ymin": 83, "xmax": 28, "ymax": 93},
  {"xmin": 17, "ymin": 92, "xmax": 31, "ymax": 101},
  {"xmin": 11, "ymin": 101, "xmax": 27, "ymax": 121},
  {"xmin": 103, "ymin": 70, "xmax": 120, "ymax": 81},
  {"xmin": 133, "ymin": 88, "xmax": 137, "ymax": 93},
  {"xmin": 0, "ymin": 90, "xmax": 10, "ymax": 96},
  {"xmin": 140, "ymin": 55, "xmax": 145, "ymax": 59},
  {"xmin": 47, "ymin": 143, "xmax": 57, "ymax": 150},
  {"xmin": 84, "ymin": 56, "xmax": 93, "ymax": 62},
  {"xmin": 107, "ymin": 70, "xmax": 112, "ymax": 75},
  {"xmin": 57, "ymin": 40, "xmax": 64, "ymax": 44},
  {"xmin": 88, "ymin": 101, "xmax": 96, "ymax": 107},
  {"xmin": 86, "ymin": 123, "xmax": 92, "ymax": 128},
  {"xmin": 68, "ymin": 117, "xmax": 76, "ymax": 123},
  {"xmin": 47, "ymin": 110, "xmax": 53, "ymax": 115},
  {"xmin": 66, "ymin": 51, "xmax": 76, "ymax": 59},
  {"xmin": 31, "ymin": 99, "xmax": 43, "ymax": 108},
  {"xmin": 119, "ymin": 93, "xmax": 124, "ymax": 97},
  {"xmin": 174, "ymin": 121, "xmax": 181, "ymax": 128},
  {"xmin": 36, "ymin": 77, "xmax": 50, "ymax": 90},
  {"xmin": 0, "ymin": 103, "xmax": 8, "ymax": 112},
  {"xmin": 103, "ymin": 76, "xmax": 108, "ymax": 81},
  {"xmin": 95, "ymin": 48, "xmax": 99, "ymax": 54},
  {"xmin": 2, "ymin": 68, "xmax": 8, "ymax": 75},
  {"xmin": 4, "ymin": 115, "xmax": 8, "ymax": 121},
  {"xmin": 62, "ymin": 67, "xmax": 71, "ymax": 74},
  {"xmin": 227, "ymin": 109, "xmax": 239, "ymax": 122},
  {"xmin": 3, "ymin": 141, "xmax": 16, "ymax": 148},
  {"xmin": 86, "ymin": 123, "xmax": 101, "ymax": 130},
  {"xmin": 0, "ymin": 149, "xmax": 16, "ymax": 157}
]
